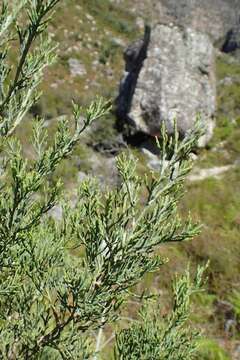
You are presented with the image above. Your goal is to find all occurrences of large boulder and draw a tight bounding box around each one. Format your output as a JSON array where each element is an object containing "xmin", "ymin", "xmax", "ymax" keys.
[{"xmin": 117, "ymin": 24, "xmax": 216, "ymax": 146}]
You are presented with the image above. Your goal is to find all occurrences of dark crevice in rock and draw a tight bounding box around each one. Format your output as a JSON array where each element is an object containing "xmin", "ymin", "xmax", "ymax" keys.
[
  {"xmin": 121, "ymin": 129, "xmax": 165, "ymax": 156},
  {"xmin": 222, "ymin": 17, "xmax": 240, "ymax": 54},
  {"xmin": 123, "ymin": 130, "xmax": 150, "ymax": 147},
  {"xmin": 116, "ymin": 25, "xmax": 151, "ymax": 132}
]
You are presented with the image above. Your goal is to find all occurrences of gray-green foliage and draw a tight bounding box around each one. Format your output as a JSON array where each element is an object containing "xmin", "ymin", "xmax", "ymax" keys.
[
  {"xmin": 114, "ymin": 266, "xmax": 206, "ymax": 360},
  {"xmin": 0, "ymin": 0, "xmax": 60, "ymax": 136},
  {"xmin": 0, "ymin": 1, "xmax": 204, "ymax": 359}
]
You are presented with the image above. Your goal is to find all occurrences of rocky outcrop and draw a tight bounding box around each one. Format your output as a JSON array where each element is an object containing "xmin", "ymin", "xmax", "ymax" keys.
[
  {"xmin": 128, "ymin": 0, "xmax": 240, "ymax": 42},
  {"xmin": 117, "ymin": 24, "xmax": 216, "ymax": 145},
  {"xmin": 155, "ymin": 0, "xmax": 239, "ymax": 41}
]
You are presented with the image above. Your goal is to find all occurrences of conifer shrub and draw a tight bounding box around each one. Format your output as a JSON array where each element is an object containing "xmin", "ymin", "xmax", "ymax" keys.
[{"xmin": 0, "ymin": 1, "xmax": 205, "ymax": 358}]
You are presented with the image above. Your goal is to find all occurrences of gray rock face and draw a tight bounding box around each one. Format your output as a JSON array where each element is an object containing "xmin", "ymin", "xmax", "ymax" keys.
[
  {"xmin": 117, "ymin": 24, "xmax": 216, "ymax": 145},
  {"xmin": 155, "ymin": 0, "xmax": 239, "ymax": 41},
  {"xmin": 127, "ymin": 0, "xmax": 240, "ymax": 42}
]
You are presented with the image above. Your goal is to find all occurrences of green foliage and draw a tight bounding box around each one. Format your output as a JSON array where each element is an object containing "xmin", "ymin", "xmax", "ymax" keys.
[
  {"xmin": 216, "ymin": 55, "xmax": 240, "ymax": 125},
  {"xmin": 0, "ymin": 0, "xmax": 61, "ymax": 136},
  {"xmin": 0, "ymin": 1, "xmax": 205, "ymax": 359},
  {"xmin": 216, "ymin": 55, "xmax": 240, "ymax": 80},
  {"xmin": 229, "ymin": 290, "xmax": 240, "ymax": 320},
  {"xmin": 99, "ymin": 40, "xmax": 120, "ymax": 65},
  {"xmin": 197, "ymin": 339, "xmax": 231, "ymax": 360},
  {"xmin": 114, "ymin": 266, "xmax": 206, "ymax": 360},
  {"xmin": 190, "ymin": 292, "xmax": 216, "ymax": 325},
  {"xmin": 81, "ymin": 0, "xmax": 137, "ymax": 36}
]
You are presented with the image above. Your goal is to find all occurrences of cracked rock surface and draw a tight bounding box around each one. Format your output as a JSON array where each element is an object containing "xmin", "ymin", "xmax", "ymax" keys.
[{"xmin": 118, "ymin": 24, "xmax": 216, "ymax": 146}]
